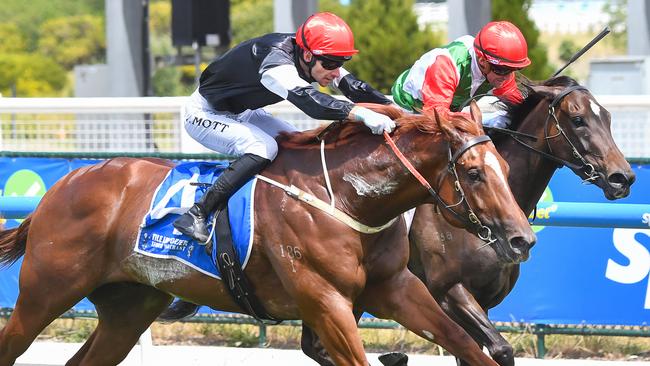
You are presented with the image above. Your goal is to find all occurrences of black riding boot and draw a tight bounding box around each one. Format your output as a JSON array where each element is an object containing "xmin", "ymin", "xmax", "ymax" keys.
[{"xmin": 173, "ymin": 153, "xmax": 271, "ymax": 242}]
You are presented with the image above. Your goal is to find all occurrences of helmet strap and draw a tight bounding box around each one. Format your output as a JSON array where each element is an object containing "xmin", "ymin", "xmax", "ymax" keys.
[
  {"xmin": 476, "ymin": 55, "xmax": 490, "ymax": 76},
  {"xmin": 298, "ymin": 16, "xmax": 318, "ymax": 80},
  {"xmin": 300, "ymin": 49, "xmax": 318, "ymax": 80}
]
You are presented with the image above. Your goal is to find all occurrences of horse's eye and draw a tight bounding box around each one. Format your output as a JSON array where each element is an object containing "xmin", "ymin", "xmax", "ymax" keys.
[
  {"xmin": 572, "ymin": 116, "xmax": 586, "ymax": 127},
  {"xmin": 468, "ymin": 169, "xmax": 481, "ymax": 182}
]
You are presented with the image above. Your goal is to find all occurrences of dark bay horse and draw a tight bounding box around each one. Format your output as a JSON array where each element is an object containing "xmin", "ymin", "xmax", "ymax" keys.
[
  {"xmin": 301, "ymin": 76, "xmax": 635, "ymax": 366},
  {"xmin": 406, "ymin": 77, "xmax": 634, "ymax": 366},
  {"xmin": 0, "ymin": 102, "xmax": 535, "ymax": 366}
]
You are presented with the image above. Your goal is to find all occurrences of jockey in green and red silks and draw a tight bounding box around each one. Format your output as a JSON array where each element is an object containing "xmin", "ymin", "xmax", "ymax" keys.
[{"xmin": 392, "ymin": 21, "xmax": 531, "ymax": 129}]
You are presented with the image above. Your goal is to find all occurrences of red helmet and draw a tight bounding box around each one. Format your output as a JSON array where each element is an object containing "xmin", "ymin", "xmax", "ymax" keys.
[
  {"xmin": 474, "ymin": 21, "xmax": 531, "ymax": 68},
  {"xmin": 296, "ymin": 12, "xmax": 358, "ymax": 59}
]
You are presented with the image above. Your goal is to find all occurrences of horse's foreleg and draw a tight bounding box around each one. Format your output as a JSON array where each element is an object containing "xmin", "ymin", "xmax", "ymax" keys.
[
  {"xmin": 358, "ymin": 270, "xmax": 499, "ymax": 366},
  {"xmin": 301, "ymin": 310, "xmax": 363, "ymax": 366},
  {"xmin": 64, "ymin": 332, "xmax": 97, "ymax": 366},
  {"xmin": 65, "ymin": 283, "xmax": 172, "ymax": 366},
  {"xmin": 441, "ymin": 284, "xmax": 513, "ymax": 366},
  {"xmin": 278, "ymin": 271, "xmax": 368, "ymax": 366},
  {"xmin": 303, "ymin": 294, "xmax": 368, "ymax": 366},
  {"xmin": 301, "ymin": 324, "xmax": 336, "ymax": 366}
]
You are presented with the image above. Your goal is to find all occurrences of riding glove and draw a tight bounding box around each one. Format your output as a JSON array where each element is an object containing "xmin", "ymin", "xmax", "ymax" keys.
[
  {"xmin": 482, "ymin": 110, "xmax": 511, "ymax": 129},
  {"xmin": 350, "ymin": 106, "xmax": 396, "ymax": 135}
]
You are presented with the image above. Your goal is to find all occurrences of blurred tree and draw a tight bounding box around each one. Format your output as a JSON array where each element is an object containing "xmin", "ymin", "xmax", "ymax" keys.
[
  {"xmin": 152, "ymin": 64, "xmax": 206, "ymax": 96},
  {"xmin": 37, "ymin": 15, "xmax": 105, "ymax": 70},
  {"xmin": 335, "ymin": 0, "xmax": 442, "ymax": 94},
  {"xmin": 152, "ymin": 66, "xmax": 182, "ymax": 96},
  {"xmin": 0, "ymin": 54, "xmax": 67, "ymax": 97},
  {"xmin": 229, "ymin": 0, "xmax": 349, "ymax": 46},
  {"xmin": 150, "ymin": 1, "xmax": 174, "ymax": 56},
  {"xmin": 150, "ymin": 1, "xmax": 172, "ymax": 36},
  {"xmin": 492, "ymin": 0, "xmax": 554, "ymax": 80},
  {"xmin": 603, "ymin": 0, "xmax": 627, "ymax": 52},
  {"xmin": 231, "ymin": 0, "xmax": 273, "ymax": 45},
  {"xmin": 320, "ymin": 0, "xmax": 349, "ymax": 17},
  {"xmin": 559, "ymin": 39, "xmax": 579, "ymax": 63},
  {"xmin": 0, "ymin": 0, "xmax": 103, "ymax": 50},
  {"xmin": 0, "ymin": 23, "xmax": 28, "ymax": 54}
]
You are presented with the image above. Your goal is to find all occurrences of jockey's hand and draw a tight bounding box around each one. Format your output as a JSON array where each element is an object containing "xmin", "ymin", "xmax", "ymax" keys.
[
  {"xmin": 482, "ymin": 111, "xmax": 511, "ymax": 129},
  {"xmin": 350, "ymin": 106, "xmax": 396, "ymax": 135}
]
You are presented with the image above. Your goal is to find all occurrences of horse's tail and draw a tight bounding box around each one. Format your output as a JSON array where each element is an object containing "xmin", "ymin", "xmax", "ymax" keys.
[
  {"xmin": 157, "ymin": 299, "xmax": 200, "ymax": 323},
  {"xmin": 0, "ymin": 216, "xmax": 31, "ymax": 268}
]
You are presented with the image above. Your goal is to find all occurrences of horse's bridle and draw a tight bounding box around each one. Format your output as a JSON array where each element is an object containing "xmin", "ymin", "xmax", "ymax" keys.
[
  {"xmin": 544, "ymin": 85, "xmax": 599, "ymax": 183},
  {"xmin": 385, "ymin": 132, "xmax": 496, "ymax": 244},
  {"xmin": 493, "ymin": 85, "xmax": 601, "ymax": 184},
  {"xmin": 440, "ymin": 135, "xmax": 497, "ymax": 242}
]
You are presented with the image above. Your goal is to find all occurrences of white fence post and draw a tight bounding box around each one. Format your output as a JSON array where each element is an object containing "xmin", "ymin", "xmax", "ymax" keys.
[{"xmin": 137, "ymin": 327, "xmax": 153, "ymax": 366}]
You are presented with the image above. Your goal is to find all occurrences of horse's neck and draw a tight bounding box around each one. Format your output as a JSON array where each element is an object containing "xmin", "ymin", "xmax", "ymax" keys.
[
  {"xmin": 281, "ymin": 129, "xmax": 447, "ymax": 227},
  {"xmin": 499, "ymin": 106, "xmax": 559, "ymax": 215}
]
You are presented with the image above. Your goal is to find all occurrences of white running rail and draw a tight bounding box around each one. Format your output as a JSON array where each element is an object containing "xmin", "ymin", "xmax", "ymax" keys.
[{"xmin": 1, "ymin": 95, "xmax": 649, "ymax": 157}]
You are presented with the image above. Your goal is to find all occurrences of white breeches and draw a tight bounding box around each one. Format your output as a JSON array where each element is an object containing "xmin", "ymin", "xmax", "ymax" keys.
[{"xmin": 183, "ymin": 89, "xmax": 298, "ymax": 160}]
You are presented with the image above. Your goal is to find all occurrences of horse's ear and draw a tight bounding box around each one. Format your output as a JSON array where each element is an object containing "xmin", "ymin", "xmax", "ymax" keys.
[
  {"xmin": 530, "ymin": 85, "xmax": 561, "ymax": 99},
  {"xmin": 433, "ymin": 108, "xmax": 462, "ymax": 144},
  {"xmin": 469, "ymin": 100, "xmax": 482, "ymax": 126}
]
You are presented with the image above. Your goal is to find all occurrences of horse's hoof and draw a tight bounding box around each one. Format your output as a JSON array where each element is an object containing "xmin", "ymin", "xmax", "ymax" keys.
[{"xmin": 378, "ymin": 352, "xmax": 408, "ymax": 366}]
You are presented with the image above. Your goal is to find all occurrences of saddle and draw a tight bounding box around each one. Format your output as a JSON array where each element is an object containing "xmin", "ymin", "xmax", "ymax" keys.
[{"xmin": 136, "ymin": 161, "xmax": 279, "ymax": 323}]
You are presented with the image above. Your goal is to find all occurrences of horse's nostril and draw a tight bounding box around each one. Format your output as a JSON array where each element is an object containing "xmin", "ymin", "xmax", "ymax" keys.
[
  {"xmin": 608, "ymin": 172, "xmax": 630, "ymax": 188},
  {"xmin": 510, "ymin": 236, "xmax": 533, "ymax": 252}
]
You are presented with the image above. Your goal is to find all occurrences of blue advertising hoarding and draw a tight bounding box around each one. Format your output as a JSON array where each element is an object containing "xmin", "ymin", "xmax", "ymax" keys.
[
  {"xmin": 0, "ymin": 158, "xmax": 649, "ymax": 325},
  {"xmin": 0, "ymin": 158, "xmax": 100, "ymax": 311},
  {"xmin": 491, "ymin": 164, "xmax": 650, "ymax": 326}
]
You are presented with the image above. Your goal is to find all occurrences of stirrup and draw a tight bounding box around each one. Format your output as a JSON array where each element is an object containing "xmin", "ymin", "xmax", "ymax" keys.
[{"xmin": 173, "ymin": 209, "xmax": 210, "ymax": 243}]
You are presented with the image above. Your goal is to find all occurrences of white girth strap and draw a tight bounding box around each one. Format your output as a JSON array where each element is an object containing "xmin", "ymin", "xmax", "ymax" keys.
[{"xmin": 255, "ymin": 174, "xmax": 398, "ymax": 234}]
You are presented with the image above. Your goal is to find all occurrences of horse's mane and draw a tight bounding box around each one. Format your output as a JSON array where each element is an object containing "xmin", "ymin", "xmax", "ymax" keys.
[
  {"xmin": 278, "ymin": 103, "xmax": 481, "ymax": 149},
  {"xmin": 503, "ymin": 75, "xmax": 580, "ymax": 132}
]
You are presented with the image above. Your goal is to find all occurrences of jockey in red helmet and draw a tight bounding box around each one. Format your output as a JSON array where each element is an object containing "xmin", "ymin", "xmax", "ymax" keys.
[
  {"xmin": 474, "ymin": 21, "xmax": 531, "ymax": 69},
  {"xmin": 392, "ymin": 21, "xmax": 531, "ymax": 128},
  {"xmin": 174, "ymin": 12, "xmax": 395, "ymax": 243},
  {"xmin": 296, "ymin": 12, "xmax": 358, "ymax": 80}
]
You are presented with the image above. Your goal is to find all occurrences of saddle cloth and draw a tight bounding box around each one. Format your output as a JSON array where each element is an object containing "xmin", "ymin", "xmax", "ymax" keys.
[{"xmin": 135, "ymin": 161, "xmax": 256, "ymax": 279}]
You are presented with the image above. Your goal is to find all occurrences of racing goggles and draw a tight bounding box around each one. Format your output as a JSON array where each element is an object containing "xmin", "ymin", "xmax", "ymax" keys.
[
  {"xmin": 316, "ymin": 55, "xmax": 350, "ymax": 70},
  {"xmin": 490, "ymin": 64, "xmax": 518, "ymax": 76}
]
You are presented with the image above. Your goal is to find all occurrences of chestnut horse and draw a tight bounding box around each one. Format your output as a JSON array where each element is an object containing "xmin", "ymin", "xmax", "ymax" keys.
[
  {"xmin": 301, "ymin": 76, "xmax": 635, "ymax": 366},
  {"xmin": 0, "ymin": 102, "xmax": 534, "ymax": 366}
]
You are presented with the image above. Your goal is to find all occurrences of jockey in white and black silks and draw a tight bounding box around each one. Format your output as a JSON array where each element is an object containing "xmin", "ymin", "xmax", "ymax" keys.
[
  {"xmin": 175, "ymin": 12, "xmax": 396, "ymax": 243},
  {"xmin": 392, "ymin": 21, "xmax": 531, "ymax": 128}
]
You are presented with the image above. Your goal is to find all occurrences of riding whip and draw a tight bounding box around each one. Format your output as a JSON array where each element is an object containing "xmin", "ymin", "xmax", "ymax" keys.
[{"xmin": 552, "ymin": 26, "xmax": 610, "ymax": 77}]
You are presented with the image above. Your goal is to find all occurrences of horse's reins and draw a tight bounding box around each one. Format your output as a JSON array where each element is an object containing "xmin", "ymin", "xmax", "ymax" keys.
[
  {"xmin": 257, "ymin": 121, "xmax": 401, "ymax": 234},
  {"xmin": 489, "ymin": 85, "xmax": 600, "ymax": 185},
  {"xmin": 257, "ymin": 123, "xmax": 495, "ymax": 240},
  {"xmin": 383, "ymin": 131, "xmax": 496, "ymax": 243}
]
